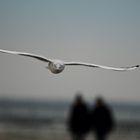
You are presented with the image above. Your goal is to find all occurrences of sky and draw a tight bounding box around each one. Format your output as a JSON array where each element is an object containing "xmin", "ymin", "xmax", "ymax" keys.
[{"xmin": 0, "ymin": 0, "xmax": 139, "ymax": 102}]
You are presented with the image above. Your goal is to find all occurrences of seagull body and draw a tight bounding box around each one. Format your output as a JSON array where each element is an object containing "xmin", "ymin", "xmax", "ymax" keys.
[{"xmin": 0, "ymin": 49, "xmax": 139, "ymax": 74}]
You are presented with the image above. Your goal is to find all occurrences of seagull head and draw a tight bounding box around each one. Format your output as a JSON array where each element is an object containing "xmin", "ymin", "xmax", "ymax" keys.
[{"xmin": 48, "ymin": 60, "xmax": 65, "ymax": 74}]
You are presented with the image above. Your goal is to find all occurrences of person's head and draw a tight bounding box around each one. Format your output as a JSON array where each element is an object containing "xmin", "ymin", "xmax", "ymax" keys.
[
  {"xmin": 74, "ymin": 93, "xmax": 84, "ymax": 105},
  {"xmin": 95, "ymin": 96, "xmax": 104, "ymax": 107}
]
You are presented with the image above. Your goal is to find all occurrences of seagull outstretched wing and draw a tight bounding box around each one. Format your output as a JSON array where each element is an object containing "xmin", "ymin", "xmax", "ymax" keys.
[
  {"xmin": 0, "ymin": 49, "xmax": 52, "ymax": 63},
  {"xmin": 0, "ymin": 48, "xmax": 139, "ymax": 74},
  {"xmin": 64, "ymin": 61, "xmax": 139, "ymax": 71}
]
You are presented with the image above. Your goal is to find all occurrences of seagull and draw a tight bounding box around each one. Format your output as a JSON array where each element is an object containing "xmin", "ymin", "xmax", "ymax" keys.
[{"xmin": 0, "ymin": 49, "xmax": 139, "ymax": 74}]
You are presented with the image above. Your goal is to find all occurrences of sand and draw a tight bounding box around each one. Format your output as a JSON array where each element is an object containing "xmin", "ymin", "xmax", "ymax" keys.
[{"xmin": 0, "ymin": 131, "xmax": 140, "ymax": 140}]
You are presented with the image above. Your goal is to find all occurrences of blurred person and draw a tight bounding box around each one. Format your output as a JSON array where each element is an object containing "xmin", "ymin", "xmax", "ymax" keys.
[
  {"xmin": 90, "ymin": 97, "xmax": 115, "ymax": 140},
  {"xmin": 68, "ymin": 94, "xmax": 90, "ymax": 140}
]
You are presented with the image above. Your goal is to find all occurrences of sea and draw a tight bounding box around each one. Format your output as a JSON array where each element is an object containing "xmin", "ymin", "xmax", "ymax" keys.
[{"xmin": 0, "ymin": 98, "xmax": 140, "ymax": 140}]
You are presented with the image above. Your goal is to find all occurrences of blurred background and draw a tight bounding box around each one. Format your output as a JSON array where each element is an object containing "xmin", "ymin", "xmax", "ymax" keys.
[{"xmin": 0, "ymin": 0, "xmax": 140, "ymax": 140}]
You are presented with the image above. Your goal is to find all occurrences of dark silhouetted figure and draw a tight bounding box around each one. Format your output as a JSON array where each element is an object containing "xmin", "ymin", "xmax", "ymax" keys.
[
  {"xmin": 90, "ymin": 97, "xmax": 114, "ymax": 140},
  {"xmin": 68, "ymin": 94, "xmax": 90, "ymax": 140}
]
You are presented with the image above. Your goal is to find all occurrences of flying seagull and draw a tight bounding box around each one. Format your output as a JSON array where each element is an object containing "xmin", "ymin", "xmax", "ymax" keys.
[{"xmin": 0, "ymin": 49, "xmax": 139, "ymax": 74}]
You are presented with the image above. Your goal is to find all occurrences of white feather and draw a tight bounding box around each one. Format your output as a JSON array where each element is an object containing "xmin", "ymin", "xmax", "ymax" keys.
[{"xmin": 0, "ymin": 49, "xmax": 139, "ymax": 74}]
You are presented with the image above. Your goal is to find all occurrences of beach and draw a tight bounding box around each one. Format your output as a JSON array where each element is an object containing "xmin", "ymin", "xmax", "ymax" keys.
[
  {"xmin": 0, "ymin": 129, "xmax": 140, "ymax": 140},
  {"xmin": 0, "ymin": 99, "xmax": 140, "ymax": 140},
  {"xmin": 0, "ymin": 119, "xmax": 140, "ymax": 140}
]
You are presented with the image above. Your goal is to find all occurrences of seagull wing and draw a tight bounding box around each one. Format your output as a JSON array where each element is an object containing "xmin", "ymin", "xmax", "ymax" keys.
[
  {"xmin": 64, "ymin": 61, "xmax": 139, "ymax": 71},
  {"xmin": 0, "ymin": 49, "xmax": 52, "ymax": 63}
]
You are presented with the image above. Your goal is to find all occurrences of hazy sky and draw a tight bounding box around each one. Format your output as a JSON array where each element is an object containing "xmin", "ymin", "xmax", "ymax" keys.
[{"xmin": 0, "ymin": 0, "xmax": 139, "ymax": 101}]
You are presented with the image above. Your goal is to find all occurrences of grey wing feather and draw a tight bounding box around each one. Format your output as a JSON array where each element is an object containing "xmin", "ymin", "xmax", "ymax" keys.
[
  {"xmin": 64, "ymin": 61, "xmax": 139, "ymax": 71},
  {"xmin": 0, "ymin": 49, "xmax": 51, "ymax": 63}
]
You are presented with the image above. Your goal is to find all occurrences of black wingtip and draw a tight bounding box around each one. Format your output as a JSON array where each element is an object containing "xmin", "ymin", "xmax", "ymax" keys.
[{"xmin": 136, "ymin": 65, "xmax": 140, "ymax": 68}]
